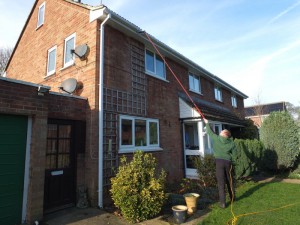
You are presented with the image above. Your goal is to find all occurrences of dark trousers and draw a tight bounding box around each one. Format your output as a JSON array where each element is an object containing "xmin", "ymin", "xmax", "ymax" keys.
[{"xmin": 216, "ymin": 159, "xmax": 235, "ymax": 204}]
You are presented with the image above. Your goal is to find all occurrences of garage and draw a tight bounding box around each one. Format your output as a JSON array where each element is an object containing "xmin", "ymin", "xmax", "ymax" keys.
[{"xmin": 0, "ymin": 114, "xmax": 28, "ymax": 225}]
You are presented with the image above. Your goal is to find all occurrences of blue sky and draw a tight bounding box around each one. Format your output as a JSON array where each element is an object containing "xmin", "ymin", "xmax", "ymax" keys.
[{"xmin": 1, "ymin": 0, "xmax": 299, "ymax": 106}]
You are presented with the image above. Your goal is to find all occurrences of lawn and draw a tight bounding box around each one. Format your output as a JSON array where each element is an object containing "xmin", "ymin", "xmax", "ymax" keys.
[{"xmin": 199, "ymin": 182, "xmax": 300, "ymax": 225}]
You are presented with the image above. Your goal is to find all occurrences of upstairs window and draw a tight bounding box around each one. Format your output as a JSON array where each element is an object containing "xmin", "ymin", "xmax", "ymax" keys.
[
  {"xmin": 64, "ymin": 33, "xmax": 76, "ymax": 68},
  {"xmin": 189, "ymin": 73, "xmax": 201, "ymax": 94},
  {"xmin": 37, "ymin": 2, "xmax": 45, "ymax": 28},
  {"xmin": 46, "ymin": 46, "xmax": 57, "ymax": 76},
  {"xmin": 214, "ymin": 86, "xmax": 222, "ymax": 102},
  {"xmin": 120, "ymin": 115, "xmax": 160, "ymax": 153},
  {"xmin": 145, "ymin": 49, "xmax": 166, "ymax": 79},
  {"xmin": 231, "ymin": 95, "xmax": 237, "ymax": 108}
]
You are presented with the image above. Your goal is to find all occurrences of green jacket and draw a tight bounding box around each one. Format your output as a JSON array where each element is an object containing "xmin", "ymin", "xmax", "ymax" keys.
[{"xmin": 205, "ymin": 123, "xmax": 236, "ymax": 162}]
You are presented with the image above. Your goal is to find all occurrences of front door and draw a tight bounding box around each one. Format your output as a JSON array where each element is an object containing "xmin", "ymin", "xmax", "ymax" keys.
[
  {"xmin": 44, "ymin": 120, "xmax": 76, "ymax": 212},
  {"xmin": 183, "ymin": 120, "xmax": 204, "ymax": 178}
]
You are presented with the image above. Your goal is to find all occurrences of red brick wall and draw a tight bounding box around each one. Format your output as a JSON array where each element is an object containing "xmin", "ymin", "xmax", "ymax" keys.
[{"xmin": 0, "ymin": 78, "xmax": 87, "ymax": 223}]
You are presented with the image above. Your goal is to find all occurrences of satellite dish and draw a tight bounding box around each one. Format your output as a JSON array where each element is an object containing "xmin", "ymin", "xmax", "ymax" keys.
[
  {"xmin": 59, "ymin": 78, "xmax": 83, "ymax": 94},
  {"xmin": 71, "ymin": 44, "xmax": 90, "ymax": 60}
]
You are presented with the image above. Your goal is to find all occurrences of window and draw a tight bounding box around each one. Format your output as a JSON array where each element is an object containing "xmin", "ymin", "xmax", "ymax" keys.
[
  {"xmin": 37, "ymin": 2, "xmax": 45, "ymax": 28},
  {"xmin": 145, "ymin": 49, "xmax": 166, "ymax": 79},
  {"xmin": 189, "ymin": 73, "xmax": 201, "ymax": 93},
  {"xmin": 64, "ymin": 33, "xmax": 76, "ymax": 68},
  {"xmin": 46, "ymin": 46, "xmax": 57, "ymax": 76},
  {"xmin": 120, "ymin": 115, "xmax": 160, "ymax": 152},
  {"xmin": 231, "ymin": 95, "xmax": 237, "ymax": 108},
  {"xmin": 214, "ymin": 86, "xmax": 222, "ymax": 101}
]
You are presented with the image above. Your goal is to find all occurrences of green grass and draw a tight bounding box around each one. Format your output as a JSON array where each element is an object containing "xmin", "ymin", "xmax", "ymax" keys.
[{"xmin": 199, "ymin": 182, "xmax": 300, "ymax": 225}]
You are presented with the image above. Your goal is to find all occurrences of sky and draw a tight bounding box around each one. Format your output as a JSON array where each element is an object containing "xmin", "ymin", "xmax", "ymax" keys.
[{"xmin": 0, "ymin": 0, "xmax": 300, "ymax": 106}]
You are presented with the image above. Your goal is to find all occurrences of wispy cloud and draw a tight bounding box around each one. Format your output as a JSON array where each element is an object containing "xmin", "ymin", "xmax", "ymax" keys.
[{"xmin": 267, "ymin": 0, "xmax": 300, "ymax": 24}]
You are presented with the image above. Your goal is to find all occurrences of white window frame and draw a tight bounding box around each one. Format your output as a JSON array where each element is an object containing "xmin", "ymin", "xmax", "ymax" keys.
[
  {"xmin": 231, "ymin": 95, "xmax": 237, "ymax": 108},
  {"xmin": 46, "ymin": 45, "xmax": 57, "ymax": 76},
  {"xmin": 119, "ymin": 115, "xmax": 161, "ymax": 153},
  {"xmin": 145, "ymin": 49, "xmax": 166, "ymax": 80},
  {"xmin": 37, "ymin": 2, "xmax": 46, "ymax": 28},
  {"xmin": 189, "ymin": 73, "xmax": 201, "ymax": 94},
  {"xmin": 214, "ymin": 86, "xmax": 223, "ymax": 102},
  {"xmin": 63, "ymin": 33, "xmax": 76, "ymax": 68}
]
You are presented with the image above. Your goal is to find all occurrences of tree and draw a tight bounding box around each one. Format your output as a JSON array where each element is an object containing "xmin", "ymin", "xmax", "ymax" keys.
[
  {"xmin": 0, "ymin": 47, "xmax": 13, "ymax": 75},
  {"xmin": 260, "ymin": 111, "xmax": 300, "ymax": 170},
  {"xmin": 286, "ymin": 102, "xmax": 300, "ymax": 127}
]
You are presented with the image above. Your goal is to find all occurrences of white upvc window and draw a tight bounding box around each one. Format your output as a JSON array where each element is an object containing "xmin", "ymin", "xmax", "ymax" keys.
[
  {"xmin": 37, "ymin": 2, "xmax": 45, "ymax": 28},
  {"xmin": 231, "ymin": 95, "xmax": 237, "ymax": 108},
  {"xmin": 119, "ymin": 115, "xmax": 160, "ymax": 153},
  {"xmin": 145, "ymin": 49, "xmax": 166, "ymax": 80},
  {"xmin": 189, "ymin": 73, "xmax": 201, "ymax": 94},
  {"xmin": 46, "ymin": 46, "xmax": 57, "ymax": 76},
  {"xmin": 214, "ymin": 86, "xmax": 223, "ymax": 102},
  {"xmin": 63, "ymin": 33, "xmax": 76, "ymax": 68}
]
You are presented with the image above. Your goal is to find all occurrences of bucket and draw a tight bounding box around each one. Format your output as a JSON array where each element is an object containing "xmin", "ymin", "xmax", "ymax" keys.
[
  {"xmin": 183, "ymin": 193, "xmax": 200, "ymax": 214},
  {"xmin": 172, "ymin": 205, "xmax": 188, "ymax": 224}
]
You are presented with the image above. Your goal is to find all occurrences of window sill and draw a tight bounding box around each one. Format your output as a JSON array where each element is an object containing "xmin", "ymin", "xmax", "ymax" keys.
[
  {"xmin": 36, "ymin": 24, "xmax": 44, "ymax": 31},
  {"xmin": 215, "ymin": 99, "xmax": 223, "ymax": 103},
  {"xmin": 119, "ymin": 147, "xmax": 163, "ymax": 154},
  {"xmin": 44, "ymin": 72, "xmax": 56, "ymax": 79},
  {"xmin": 60, "ymin": 63, "xmax": 75, "ymax": 71},
  {"xmin": 145, "ymin": 71, "xmax": 169, "ymax": 83},
  {"xmin": 189, "ymin": 89, "xmax": 203, "ymax": 96}
]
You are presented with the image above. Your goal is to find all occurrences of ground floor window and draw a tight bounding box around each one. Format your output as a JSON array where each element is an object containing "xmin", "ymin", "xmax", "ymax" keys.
[{"xmin": 119, "ymin": 115, "xmax": 160, "ymax": 153}]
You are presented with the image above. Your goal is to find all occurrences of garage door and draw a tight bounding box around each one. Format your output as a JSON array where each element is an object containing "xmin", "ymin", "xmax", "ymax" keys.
[{"xmin": 0, "ymin": 114, "xmax": 28, "ymax": 225}]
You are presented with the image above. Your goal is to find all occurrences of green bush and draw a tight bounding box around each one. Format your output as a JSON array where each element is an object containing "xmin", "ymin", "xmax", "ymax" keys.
[
  {"xmin": 194, "ymin": 154, "xmax": 217, "ymax": 189},
  {"xmin": 260, "ymin": 111, "xmax": 300, "ymax": 169},
  {"xmin": 233, "ymin": 139, "xmax": 264, "ymax": 179},
  {"xmin": 110, "ymin": 151, "xmax": 166, "ymax": 223}
]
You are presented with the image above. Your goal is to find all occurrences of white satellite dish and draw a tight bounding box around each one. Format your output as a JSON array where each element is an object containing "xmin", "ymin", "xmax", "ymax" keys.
[
  {"xmin": 71, "ymin": 44, "xmax": 90, "ymax": 60},
  {"xmin": 59, "ymin": 78, "xmax": 83, "ymax": 94}
]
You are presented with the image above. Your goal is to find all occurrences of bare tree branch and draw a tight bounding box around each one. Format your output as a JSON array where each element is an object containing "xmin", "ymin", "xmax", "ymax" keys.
[{"xmin": 0, "ymin": 47, "xmax": 13, "ymax": 75}]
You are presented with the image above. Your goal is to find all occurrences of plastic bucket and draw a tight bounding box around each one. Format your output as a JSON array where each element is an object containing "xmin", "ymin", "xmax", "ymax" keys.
[
  {"xmin": 183, "ymin": 193, "xmax": 200, "ymax": 214},
  {"xmin": 172, "ymin": 205, "xmax": 188, "ymax": 224}
]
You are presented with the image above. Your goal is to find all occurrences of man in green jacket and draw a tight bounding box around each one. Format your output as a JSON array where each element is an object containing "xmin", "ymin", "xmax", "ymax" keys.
[{"xmin": 204, "ymin": 118, "xmax": 236, "ymax": 208}]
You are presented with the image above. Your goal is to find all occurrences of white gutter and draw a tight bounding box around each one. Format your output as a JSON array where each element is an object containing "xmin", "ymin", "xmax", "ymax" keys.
[{"xmin": 98, "ymin": 12, "xmax": 111, "ymax": 208}]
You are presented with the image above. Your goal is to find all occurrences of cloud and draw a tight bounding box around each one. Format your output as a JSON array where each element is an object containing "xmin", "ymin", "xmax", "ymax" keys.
[{"xmin": 267, "ymin": 0, "xmax": 300, "ymax": 24}]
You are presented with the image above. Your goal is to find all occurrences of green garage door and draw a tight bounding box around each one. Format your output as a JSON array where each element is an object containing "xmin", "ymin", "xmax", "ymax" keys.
[{"xmin": 0, "ymin": 114, "xmax": 28, "ymax": 225}]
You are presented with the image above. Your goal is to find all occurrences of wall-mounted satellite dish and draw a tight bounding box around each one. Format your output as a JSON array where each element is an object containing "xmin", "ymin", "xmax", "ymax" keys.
[
  {"xmin": 71, "ymin": 44, "xmax": 90, "ymax": 60},
  {"xmin": 59, "ymin": 78, "xmax": 83, "ymax": 94}
]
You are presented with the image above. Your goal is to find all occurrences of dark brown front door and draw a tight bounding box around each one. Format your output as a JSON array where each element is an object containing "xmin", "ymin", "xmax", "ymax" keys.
[{"xmin": 44, "ymin": 120, "xmax": 76, "ymax": 212}]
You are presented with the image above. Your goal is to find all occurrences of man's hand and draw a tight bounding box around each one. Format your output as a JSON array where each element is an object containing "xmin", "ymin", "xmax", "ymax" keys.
[{"xmin": 203, "ymin": 118, "xmax": 208, "ymax": 124}]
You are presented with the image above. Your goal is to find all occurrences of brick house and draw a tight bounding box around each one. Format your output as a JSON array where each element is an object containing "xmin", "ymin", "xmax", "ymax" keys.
[
  {"xmin": 4, "ymin": 0, "xmax": 247, "ymax": 223},
  {"xmin": 245, "ymin": 102, "xmax": 287, "ymax": 128}
]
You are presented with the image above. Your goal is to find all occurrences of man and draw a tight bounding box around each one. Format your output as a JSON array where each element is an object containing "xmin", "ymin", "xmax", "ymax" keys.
[{"xmin": 203, "ymin": 118, "xmax": 236, "ymax": 208}]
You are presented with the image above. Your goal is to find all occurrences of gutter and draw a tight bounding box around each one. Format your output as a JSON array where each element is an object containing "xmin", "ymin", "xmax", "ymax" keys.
[{"xmin": 98, "ymin": 10, "xmax": 111, "ymax": 208}]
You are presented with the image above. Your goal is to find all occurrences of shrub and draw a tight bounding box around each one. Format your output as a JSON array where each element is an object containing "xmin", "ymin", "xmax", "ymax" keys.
[
  {"xmin": 194, "ymin": 154, "xmax": 217, "ymax": 189},
  {"xmin": 110, "ymin": 151, "xmax": 166, "ymax": 223},
  {"xmin": 233, "ymin": 139, "xmax": 264, "ymax": 178},
  {"xmin": 260, "ymin": 111, "xmax": 300, "ymax": 169},
  {"xmin": 235, "ymin": 119, "xmax": 259, "ymax": 140}
]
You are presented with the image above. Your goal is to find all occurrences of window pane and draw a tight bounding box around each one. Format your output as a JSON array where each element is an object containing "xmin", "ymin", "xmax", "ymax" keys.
[
  {"xmin": 47, "ymin": 140, "xmax": 57, "ymax": 154},
  {"xmin": 59, "ymin": 140, "xmax": 70, "ymax": 153},
  {"xmin": 46, "ymin": 155, "xmax": 56, "ymax": 170},
  {"xmin": 38, "ymin": 4, "xmax": 45, "ymax": 27},
  {"xmin": 121, "ymin": 119, "xmax": 132, "ymax": 145},
  {"xmin": 47, "ymin": 124, "xmax": 57, "ymax": 138},
  {"xmin": 58, "ymin": 154, "xmax": 70, "ymax": 168},
  {"xmin": 65, "ymin": 37, "xmax": 74, "ymax": 64},
  {"xmin": 149, "ymin": 122, "xmax": 158, "ymax": 145},
  {"xmin": 156, "ymin": 56, "xmax": 165, "ymax": 78},
  {"xmin": 135, "ymin": 119, "xmax": 146, "ymax": 146},
  {"xmin": 146, "ymin": 50, "xmax": 154, "ymax": 72},
  {"xmin": 194, "ymin": 76, "xmax": 200, "ymax": 92},
  {"xmin": 59, "ymin": 125, "xmax": 71, "ymax": 138},
  {"xmin": 189, "ymin": 74, "xmax": 194, "ymax": 90},
  {"xmin": 48, "ymin": 48, "xmax": 56, "ymax": 73}
]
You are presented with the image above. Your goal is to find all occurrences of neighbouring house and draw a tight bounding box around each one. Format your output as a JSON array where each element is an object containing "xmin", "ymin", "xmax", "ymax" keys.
[
  {"xmin": 3, "ymin": 0, "xmax": 247, "ymax": 224},
  {"xmin": 245, "ymin": 102, "xmax": 287, "ymax": 128}
]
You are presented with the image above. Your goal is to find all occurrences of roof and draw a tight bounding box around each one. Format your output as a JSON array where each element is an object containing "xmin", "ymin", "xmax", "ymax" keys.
[
  {"xmin": 245, "ymin": 102, "xmax": 287, "ymax": 117},
  {"xmin": 6, "ymin": 0, "xmax": 248, "ymax": 100},
  {"xmin": 179, "ymin": 92, "xmax": 246, "ymax": 126}
]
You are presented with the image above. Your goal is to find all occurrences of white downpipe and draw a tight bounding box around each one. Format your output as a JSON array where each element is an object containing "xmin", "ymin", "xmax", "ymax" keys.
[
  {"xmin": 98, "ymin": 13, "xmax": 111, "ymax": 208},
  {"xmin": 22, "ymin": 117, "xmax": 32, "ymax": 223}
]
